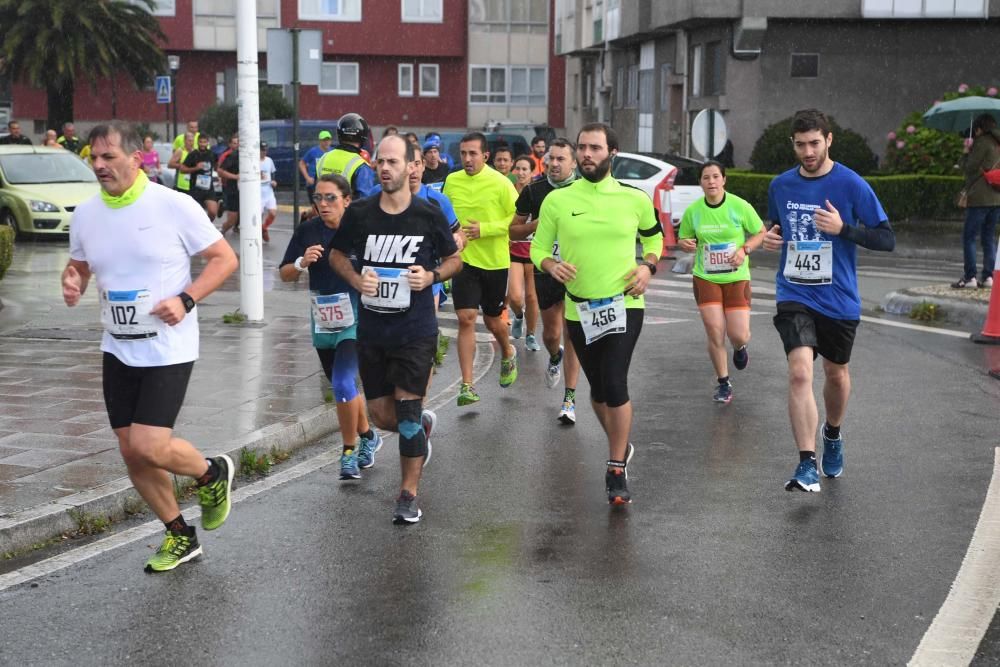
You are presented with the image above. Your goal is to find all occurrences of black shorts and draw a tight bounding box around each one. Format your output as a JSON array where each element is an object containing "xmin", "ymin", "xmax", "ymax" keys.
[
  {"xmin": 772, "ymin": 302, "xmax": 859, "ymax": 365},
  {"xmin": 565, "ymin": 308, "xmax": 644, "ymax": 408},
  {"xmin": 223, "ymin": 191, "xmax": 240, "ymax": 213},
  {"xmin": 510, "ymin": 254, "xmax": 533, "ymax": 264},
  {"xmin": 451, "ymin": 263, "xmax": 508, "ymax": 317},
  {"xmin": 102, "ymin": 353, "xmax": 194, "ymax": 430},
  {"xmin": 535, "ymin": 272, "xmax": 566, "ymax": 311},
  {"xmin": 358, "ymin": 335, "xmax": 437, "ymax": 400}
]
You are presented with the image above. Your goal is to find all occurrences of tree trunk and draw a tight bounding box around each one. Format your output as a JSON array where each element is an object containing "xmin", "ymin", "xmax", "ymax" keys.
[{"xmin": 46, "ymin": 81, "xmax": 74, "ymax": 133}]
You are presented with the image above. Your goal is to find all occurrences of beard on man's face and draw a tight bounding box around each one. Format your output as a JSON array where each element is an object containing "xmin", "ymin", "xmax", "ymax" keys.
[{"xmin": 580, "ymin": 155, "xmax": 612, "ymax": 183}]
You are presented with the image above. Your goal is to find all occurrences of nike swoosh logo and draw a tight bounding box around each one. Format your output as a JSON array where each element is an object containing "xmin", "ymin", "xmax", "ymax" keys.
[{"xmin": 571, "ymin": 211, "xmax": 585, "ymax": 216}]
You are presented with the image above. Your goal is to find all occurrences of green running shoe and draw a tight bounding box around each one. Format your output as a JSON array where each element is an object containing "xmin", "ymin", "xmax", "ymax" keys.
[
  {"xmin": 500, "ymin": 347, "xmax": 518, "ymax": 388},
  {"xmin": 457, "ymin": 382, "xmax": 480, "ymax": 406},
  {"xmin": 435, "ymin": 334, "xmax": 450, "ymax": 366},
  {"xmin": 198, "ymin": 454, "xmax": 234, "ymax": 531},
  {"xmin": 144, "ymin": 530, "xmax": 202, "ymax": 573}
]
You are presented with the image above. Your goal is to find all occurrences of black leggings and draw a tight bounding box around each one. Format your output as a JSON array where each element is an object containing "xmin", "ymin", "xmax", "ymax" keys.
[{"xmin": 565, "ymin": 308, "xmax": 643, "ymax": 408}]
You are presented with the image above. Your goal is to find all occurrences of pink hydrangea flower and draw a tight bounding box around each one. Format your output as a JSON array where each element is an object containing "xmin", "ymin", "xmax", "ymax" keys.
[
  {"xmin": 988, "ymin": 87, "xmax": 998, "ymax": 97},
  {"xmin": 906, "ymin": 125, "xmax": 916, "ymax": 134},
  {"xmin": 965, "ymin": 137, "xmax": 974, "ymax": 148},
  {"xmin": 896, "ymin": 140, "xmax": 906, "ymax": 150},
  {"xmin": 958, "ymin": 83, "xmax": 969, "ymax": 93},
  {"xmin": 934, "ymin": 99, "xmax": 942, "ymax": 106},
  {"xmin": 887, "ymin": 131, "xmax": 897, "ymax": 141}
]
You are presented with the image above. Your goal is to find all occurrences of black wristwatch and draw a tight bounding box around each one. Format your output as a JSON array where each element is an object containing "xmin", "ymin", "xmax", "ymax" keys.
[
  {"xmin": 432, "ymin": 270, "xmax": 442, "ymax": 284},
  {"xmin": 640, "ymin": 260, "xmax": 658, "ymax": 276},
  {"xmin": 178, "ymin": 291, "xmax": 196, "ymax": 313}
]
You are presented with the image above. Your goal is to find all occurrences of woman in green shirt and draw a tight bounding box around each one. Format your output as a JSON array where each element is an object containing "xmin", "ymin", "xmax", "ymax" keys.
[{"xmin": 677, "ymin": 161, "xmax": 765, "ymax": 404}]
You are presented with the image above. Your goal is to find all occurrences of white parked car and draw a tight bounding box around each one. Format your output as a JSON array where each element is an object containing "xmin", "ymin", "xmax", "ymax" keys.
[{"xmin": 612, "ymin": 152, "xmax": 704, "ymax": 229}]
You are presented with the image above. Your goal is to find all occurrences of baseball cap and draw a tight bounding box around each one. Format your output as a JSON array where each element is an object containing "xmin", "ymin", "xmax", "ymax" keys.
[
  {"xmin": 318, "ymin": 130, "xmax": 333, "ymax": 140},
  {"xmin": 422, "ymin": 136, "xmax": 441, "ymax": 151},
  {"xmin": 260, "ymin": 141, "xmax": 268, "ymax": 149}
]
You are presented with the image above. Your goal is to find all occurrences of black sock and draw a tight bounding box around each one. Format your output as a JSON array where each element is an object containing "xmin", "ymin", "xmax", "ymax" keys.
[
  {"xmin": 718, "ymin": 376, "xmax": 730, "ymax": 385},
  {"xmin": 164, "ymin": 515, "xmax": 194, "ymax": 536},
  {"xmin": 196, "ymin": 458, "xmax": 219, "ymax": 487},
  {"xmin": 824, "ymin": 423, "xmax": 841, "ymax": 440},
  {"xmin": 360, "ymin": 429, "xmax": 375, "ymax": 442},
  {"xmin": 799, "ymin": 451, "xmax": 817, "ymax": 463}
]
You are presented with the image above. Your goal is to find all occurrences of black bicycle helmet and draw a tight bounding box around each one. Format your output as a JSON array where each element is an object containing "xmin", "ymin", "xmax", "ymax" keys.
[{"xmin": 337, "ymin": 112, "xmax": 369, "ymax": 143}]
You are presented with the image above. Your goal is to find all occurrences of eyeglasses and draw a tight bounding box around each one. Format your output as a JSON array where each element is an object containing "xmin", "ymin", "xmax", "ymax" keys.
[{"xmin": 311, "ymin": 193, "xmax": 343, "ymax": 203}]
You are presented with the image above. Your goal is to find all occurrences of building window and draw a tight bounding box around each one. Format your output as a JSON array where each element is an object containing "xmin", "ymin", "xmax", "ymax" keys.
[
  {"xmin": 625, "ymin": 65, "xmax": 639, "ymax": 108},
  {"xmin": 132, "ymin": 0, "xmax": 175, "ymax": 15},
  {"xmin": 583, "ymin": 73, "xmax": 593, "ymax": 109},
  {"xmin": 402, "ymin": 0, "xmax": 442, "ymax": 22},
  {"xmin": 702, "ymin": 41, "xmax": 723, "ymax": 96},
  {"xmin": 398, "ymin": 64, "xmax": 414, "ymax": 96},
  {"xmin": 790, "ymin": 53, "xmax": 819, "ymax": 78},
  {"xmin": 470, "ymin": 0, "xmax": 548, "ymax": 33},
  {"xmin": 470, "ymin": 65, "xmax": 507, "ymax": 104},
  {"xmin": 320, "ymin": 62, "xmax": 359, "ymax": 95},
  {"xmin": 299, "ymin": 0, "xmax": 362, "ymax": 21},
  {"xmin": 691, "ymin": 44, "xmax": 703, "ymax": 97},
  {"xmin": 862, "ymin": 0, "xmax": 987, "ymax": 18},
  {"xmin": 510, "ymin": 67, "xmax": 546, "ymax": 105},
  {"xmin": 614, "ymin": 66, "xmax": 624, "ymax": 108},
  {"xmin": 419, "ymin": 64, "xmax": 440, "ymax": 97},
  {"xmin": 215, "ymin": 72, "xmax": 225, "ymax": 103}
]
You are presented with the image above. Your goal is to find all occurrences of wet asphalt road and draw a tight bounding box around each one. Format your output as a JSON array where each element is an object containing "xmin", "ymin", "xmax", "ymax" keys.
[{"xmin": 2, "ymin": 239, "xmax": 1000, "ymax": 664}]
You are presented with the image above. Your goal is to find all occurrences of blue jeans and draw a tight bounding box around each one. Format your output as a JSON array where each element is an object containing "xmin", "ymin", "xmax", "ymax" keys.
[{"xmin": 962, "ymin": 206, "xmax": 1000, "ymax": 281}]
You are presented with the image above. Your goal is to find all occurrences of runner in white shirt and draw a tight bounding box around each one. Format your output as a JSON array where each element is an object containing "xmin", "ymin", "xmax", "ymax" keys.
[
  {"xmin": 61, "ymin": 122, "xmax": 239, "ymax": 573},
  {"xmin": 260, "ymin": 142, "xmax": 278, "ymax": 242}
]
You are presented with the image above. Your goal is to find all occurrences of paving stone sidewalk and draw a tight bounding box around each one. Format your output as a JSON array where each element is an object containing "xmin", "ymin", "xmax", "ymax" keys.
[{"xmin": 0, "ymin": 227, "xmax": 342, "ymax": 554}]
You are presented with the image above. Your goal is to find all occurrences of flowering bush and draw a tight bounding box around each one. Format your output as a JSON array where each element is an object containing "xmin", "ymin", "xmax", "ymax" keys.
[{"xmin": 882, "ymin": 83, "xmax": 1000, "ymax": 175}]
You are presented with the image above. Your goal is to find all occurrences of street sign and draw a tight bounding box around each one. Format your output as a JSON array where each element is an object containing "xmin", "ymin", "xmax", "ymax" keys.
[
  {"xmin": 691, "ymin": 109, "xmax": 727, "ymax": 159},
  {"xmin": 155, "ymin": 76, "xmax": 171, "ymax": 104},
  {"xmin": 266, "ymin": 29, "xmax": 323, "ymax": 86}
]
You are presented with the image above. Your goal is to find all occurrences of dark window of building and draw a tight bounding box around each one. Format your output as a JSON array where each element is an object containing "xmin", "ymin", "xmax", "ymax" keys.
[
  {"xmin": 702, "ymin": 41, "xmax": 723, "ymax": 96},
  {"xmin": 790, "ymin": 53, "xmax": 819, "ymax": 78},
  {"xmin": 614, "ymin": 67, "xmax": 624, "ymax": 108},
  {"xmin": 626, "ymin": 64, "xmax": 639, "ymax": 108}
]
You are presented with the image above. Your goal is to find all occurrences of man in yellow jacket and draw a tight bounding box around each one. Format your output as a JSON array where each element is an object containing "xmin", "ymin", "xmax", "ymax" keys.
[{"xmin": 443, "ymin": 132, "xmax": 519, "ymax": 405}]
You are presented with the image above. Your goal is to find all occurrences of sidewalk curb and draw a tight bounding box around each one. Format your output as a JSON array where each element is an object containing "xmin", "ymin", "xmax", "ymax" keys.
[
  {"xmin": 0, "ymin": 403, "xmax": 340, "ymax": 557},
  {"xmin": 881, "ymin": 289, "xmax": 988, "ymax": 329}
]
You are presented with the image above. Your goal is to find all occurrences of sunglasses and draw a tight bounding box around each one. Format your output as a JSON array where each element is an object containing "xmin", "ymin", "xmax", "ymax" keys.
[{"xmin": 311, "ymin": 193, "xmax": 343, "ymax": 203}]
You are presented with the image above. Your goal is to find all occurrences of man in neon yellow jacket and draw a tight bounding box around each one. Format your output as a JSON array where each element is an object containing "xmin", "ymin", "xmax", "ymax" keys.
[{"xmin": 443, "ymin": 132, "xmax": 519, "ymax": 406}]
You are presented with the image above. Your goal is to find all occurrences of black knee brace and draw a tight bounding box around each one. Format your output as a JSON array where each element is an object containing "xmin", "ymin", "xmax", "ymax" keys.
[{"xmin": 395, "ymin": 399, "xmax": 427, "ymax": 458}]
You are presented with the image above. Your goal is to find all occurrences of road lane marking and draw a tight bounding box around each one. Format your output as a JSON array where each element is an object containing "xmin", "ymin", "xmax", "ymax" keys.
[
  {"xmin": 909, "ymin": 447, "xmax": 1000, "ymax": 666},
  {"xmin": 859, "ymin": 315, "xmax": 970, "ymax": 339},
  {"xmin": 0, "ymin": 342, "xmax": 496, "ymax": 592}
]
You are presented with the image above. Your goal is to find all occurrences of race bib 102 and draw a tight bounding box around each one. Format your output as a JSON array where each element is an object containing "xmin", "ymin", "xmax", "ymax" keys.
[{"xmin": 101, "ymin": 289, "xmax": 158, "ymax": 340}]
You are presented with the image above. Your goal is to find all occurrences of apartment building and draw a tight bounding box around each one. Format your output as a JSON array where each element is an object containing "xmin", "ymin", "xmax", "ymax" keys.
[
  {"xmin": 555, "ymin": 0, "xmax": 1000, "ymax": 165},
  {"xmin": 7, "ymin": 0, "xmax": 566, "ymax": 137}
]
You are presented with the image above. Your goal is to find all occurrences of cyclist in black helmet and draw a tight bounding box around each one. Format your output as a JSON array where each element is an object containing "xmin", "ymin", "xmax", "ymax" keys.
[{"xmin": 317, "ymin": 112, "xmax": 377, "ymax": 199}]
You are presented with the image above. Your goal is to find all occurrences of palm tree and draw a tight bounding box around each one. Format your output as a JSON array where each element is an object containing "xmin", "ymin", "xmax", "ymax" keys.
[{"xmin": 0, "ymin": 0, "xmax": 166, "ymax": 131}]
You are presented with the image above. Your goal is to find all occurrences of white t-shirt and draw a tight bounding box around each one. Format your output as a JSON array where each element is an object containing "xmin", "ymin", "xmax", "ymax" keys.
[
  {"xmin": 260, "ymin": 156, "xmax": 276, "ymax": 195},
  {"xmin": 69, "ymin": 181, "xmax": 223, "ymax": 367}
]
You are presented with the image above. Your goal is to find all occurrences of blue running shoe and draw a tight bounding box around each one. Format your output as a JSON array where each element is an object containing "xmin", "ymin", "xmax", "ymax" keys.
[
  {"xmin": 733, "ymin": 345, "xmax": 749, "ymax": 371},
  {"xmin": 340, "ymin": 449, "xmax": 361, "ymax": 480},
  {"xmin": 821, "ymin": 434, "xmax": 844, "ymax": 478},
  {"xmin": 357, "ymin": 431, "xmax": 383, "ymax": 469},
  {"xmin": 784, "ymin": 458, "xmax": 820, "ymax": 492},
  {"xmin": 713, "ymin": 380, "xmax": 733, "ymax": 404},
  {"xmin": 511, "ymin": 314, "xmax": 524, "ymax": 339}
]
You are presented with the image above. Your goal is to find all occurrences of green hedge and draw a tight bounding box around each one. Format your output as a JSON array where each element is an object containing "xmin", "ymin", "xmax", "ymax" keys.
[
  {"xmin": 725, "ymin": 172, "xmax": 964, "ymax": 222},
  {"xmin": 0, "ymin": 226, "xmax": 13, "ymax": 281}
]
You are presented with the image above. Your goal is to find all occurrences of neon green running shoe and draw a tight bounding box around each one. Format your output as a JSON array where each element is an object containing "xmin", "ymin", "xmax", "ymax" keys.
[
  {"xmin": 457, "ymin": 382, "xmax": 480, "ymax": 406},
  {"xmin": 500, "ymin": 347, "xmax": 518, "ymax": 388},
  {"xmin": 144, "ymin": 530, "xmax": 202, "ymax": 573},
  {"xmin": 198, "ymin": 454, "xmax": 234, "ymax": 531},
  {"xmin": 435, "ymin": 334, "xmax": 450, "ymax": 366}
]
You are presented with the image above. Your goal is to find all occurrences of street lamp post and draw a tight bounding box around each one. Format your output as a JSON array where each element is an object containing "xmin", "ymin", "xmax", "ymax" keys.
[{"xmin": 167, "ymin": 55, "xmax": 180, "ymax": 141}]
